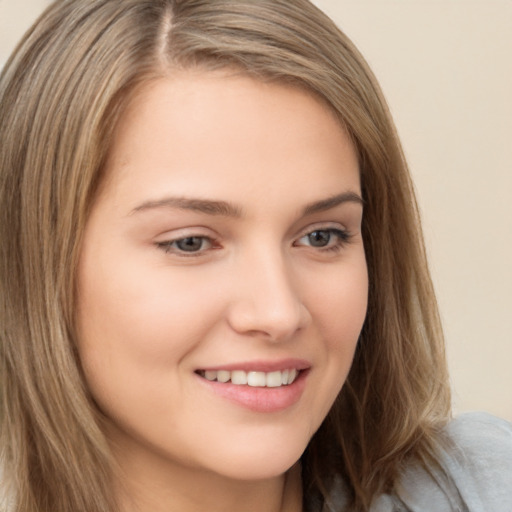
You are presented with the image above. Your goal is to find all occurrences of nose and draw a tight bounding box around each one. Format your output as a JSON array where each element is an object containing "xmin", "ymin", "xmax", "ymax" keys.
[{"xmin": 226, "ymin": 248, "xmax": 311, "ymax": 342}]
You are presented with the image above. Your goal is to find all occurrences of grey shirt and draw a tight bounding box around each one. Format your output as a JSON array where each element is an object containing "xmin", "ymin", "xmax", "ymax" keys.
[{"xmin": 323, "ymin": 412, "xmax": 512, "ymax": 511}]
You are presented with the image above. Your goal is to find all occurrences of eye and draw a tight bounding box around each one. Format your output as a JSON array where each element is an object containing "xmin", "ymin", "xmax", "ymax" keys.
[
  {"xmin": 157, "ymin": 236, "xmax": 214, "ymax": 255},
  {"xmin": 295, "ymin": 228, "xmax": 351, "ymax": 252}
]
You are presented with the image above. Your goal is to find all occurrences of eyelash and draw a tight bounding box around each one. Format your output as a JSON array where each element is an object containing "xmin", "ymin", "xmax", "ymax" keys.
[
  {"xmin": 156, "ymin": 236, "xmax": 219, "ymax": 256},
  {"xmin": 156, "ymin": 227, "xmax": 352, "ymax": 257},
  {"xmin": 294, "ymin": 228, "xmax": 352, "ymax": 253}
]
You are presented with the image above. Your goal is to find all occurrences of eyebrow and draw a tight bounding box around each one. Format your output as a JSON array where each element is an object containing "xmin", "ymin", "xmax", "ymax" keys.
[
  {"xmin": 130, "ymin": 197, "xmax": 243, "ymax": 217},
  {"xmin": 302, "ymin": 191, "xmax": 364, "ymax": 215},
  {"xmin": 130, "ymin": 191, "xmax": 363, "ymax": 218}
]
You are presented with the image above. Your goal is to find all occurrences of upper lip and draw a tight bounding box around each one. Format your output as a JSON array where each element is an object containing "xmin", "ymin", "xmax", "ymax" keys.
[{"xmin": 197, "ymin": 358, "xmax": 310, "ymax": 373}]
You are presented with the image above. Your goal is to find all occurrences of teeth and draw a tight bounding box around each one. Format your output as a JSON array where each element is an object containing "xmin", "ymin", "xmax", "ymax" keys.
[
  {"xmin": 231, "ymin": 370, "xmax": 248, "ymax": 385},
  {"xmin": 266, "ymin": 371, "xmax": 282, "ymax": 388},
  {"xmin": 247, "ymin": 371, "xmax": 266, "ymax": 387},
  {"xmin": 200, "ymin": 369, "xmax": 300, "ymax": 387},
  {"xmin": 205, "ymin": 370, "xmax": 217, "ymax": 381},
  {"xmin": 217, "ymin": 370, "xmax": 230, "ymax": 383},
  {"xmin": 287, "ymin": 369, "xmax": 297, "ymax": 385}
]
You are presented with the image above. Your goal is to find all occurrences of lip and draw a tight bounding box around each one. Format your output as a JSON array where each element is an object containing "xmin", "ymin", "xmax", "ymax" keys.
[
  {"xmin": 195, "ymin": 359, "xmax": 310, "ymax": 413},
  {"xmin": 198, "ymin": 358, "xmax": 310, "ymax": 373}
]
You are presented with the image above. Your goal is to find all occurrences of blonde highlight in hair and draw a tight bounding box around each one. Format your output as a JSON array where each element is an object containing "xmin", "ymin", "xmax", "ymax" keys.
[{"xmin": 0, "ymin": 1, "xmax": 450, "ymax": 511}]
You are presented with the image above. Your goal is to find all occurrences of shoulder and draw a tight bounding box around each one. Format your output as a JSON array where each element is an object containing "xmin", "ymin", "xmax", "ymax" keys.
[
  {"xmin": 394, "ymin": 412, "xmax": 512, "ymax": 512},
  {"xmin": 444, "ymin": 412, "xmax": 512, "ymax": 484},
  {"xmin": 442, "ymin": 412, "xmax": 512, "ymax": 509},
  {"xmin": 320, "ymin": 413, "xmax": 512, "ymax": 512},
  {"xmin": 445, "ymin": 410, "xmax": 512, "ymax": 454}
]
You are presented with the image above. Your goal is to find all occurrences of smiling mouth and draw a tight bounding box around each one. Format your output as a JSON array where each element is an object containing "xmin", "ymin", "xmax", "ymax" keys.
[{"xmin": 196, "ymin": 369, "xmax": 300, "ymax": 387}]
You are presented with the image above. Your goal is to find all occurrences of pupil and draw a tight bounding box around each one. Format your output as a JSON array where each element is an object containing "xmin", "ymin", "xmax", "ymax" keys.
[
  {"xmin": 309, "ymin": 230, "xmax": 330, "ymax": 247},
  {"xmin": 177, "ymin": 237, "xmax": 203, "ymax": 252}
]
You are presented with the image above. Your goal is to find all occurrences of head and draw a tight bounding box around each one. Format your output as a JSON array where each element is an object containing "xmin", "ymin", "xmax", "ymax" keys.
[{"xmin": 0, "ymin": 1, "xmax": 450, "ymax": 511}]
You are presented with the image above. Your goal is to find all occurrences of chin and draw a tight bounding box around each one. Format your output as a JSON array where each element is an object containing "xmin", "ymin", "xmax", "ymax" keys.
[
  {"xmin": 213, "ymin": 455, "xmax": 302, "ymax": 482},
  {"xmin": 195, "ymin": 429, "xmax": 310, "ymax": 481}
]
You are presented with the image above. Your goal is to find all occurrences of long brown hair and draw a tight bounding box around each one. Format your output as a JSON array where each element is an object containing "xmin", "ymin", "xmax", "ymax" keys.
[{"xmin": 0, "ymin": 1, "xmax": 450, "ymax": 510}]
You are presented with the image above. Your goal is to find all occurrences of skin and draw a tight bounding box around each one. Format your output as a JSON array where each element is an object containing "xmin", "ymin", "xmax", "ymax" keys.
[{"xmin": 76, "ymin": 70, "xmax": 368, "ymax": 512}]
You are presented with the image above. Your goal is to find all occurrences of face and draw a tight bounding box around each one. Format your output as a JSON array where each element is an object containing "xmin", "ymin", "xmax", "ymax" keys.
[{"xmin": 76, "ymin": 71, "xmax": 367, "ymax": 483}]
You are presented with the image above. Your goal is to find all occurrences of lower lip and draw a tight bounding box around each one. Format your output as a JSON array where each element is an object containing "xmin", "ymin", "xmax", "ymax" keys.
[{"xmin": 197, "ymin": 370, "xmax": 309, "ymax": 413}]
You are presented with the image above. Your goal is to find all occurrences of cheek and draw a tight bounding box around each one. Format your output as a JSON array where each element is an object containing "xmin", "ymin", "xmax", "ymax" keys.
[
  {"xmin": 75, "ymin": 253, "xmax": 228, "ymax": 412},
  {"xmin": 323, "ymin": 279, "xmax": 367, "ymax": 354},
  {"xmin": 299, "ymin": 253, "xmax": 368, "ymax": 424},
  {"xmin": 75, "ymin": 262, "xmax": 231, "ymax": 451},
  {"xmin": 310, "ymin": 254, "xmax": 368, "ymax": 348},
  {"xmin": 78, "ymin": 257, "xmax": 219, "ymax": 352}
]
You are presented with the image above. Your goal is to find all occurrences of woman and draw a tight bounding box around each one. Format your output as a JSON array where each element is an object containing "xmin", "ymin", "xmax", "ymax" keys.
[{"xmin": 1, "ymin": 1, "xmax": 510, "ymax": 511}]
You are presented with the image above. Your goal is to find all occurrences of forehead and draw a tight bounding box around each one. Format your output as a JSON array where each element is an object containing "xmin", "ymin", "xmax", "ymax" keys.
[{"xmin": 100, "ymin": 70, "xmax": 360, "ymax": 210}]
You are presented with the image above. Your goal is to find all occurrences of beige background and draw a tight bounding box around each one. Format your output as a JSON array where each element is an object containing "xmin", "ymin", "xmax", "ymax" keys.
[{"xmin": 1, "ymin": 0, "xmax": 511, "ymax": 421}]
